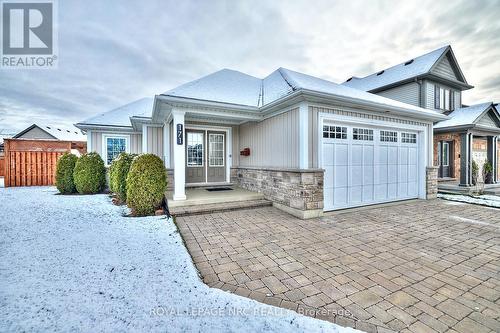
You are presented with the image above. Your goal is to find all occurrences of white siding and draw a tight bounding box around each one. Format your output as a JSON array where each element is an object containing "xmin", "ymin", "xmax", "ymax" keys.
[
  {"xmin": 238, "ymin": 108, "xmax": 300, "ymax": 168},
  {"xmin": 146, "ymin": 126, "xmax": 163, "ymax": 157},
  {"xmin": 377, "ymin": 82, "xmax": 420, "ymax": 107}
]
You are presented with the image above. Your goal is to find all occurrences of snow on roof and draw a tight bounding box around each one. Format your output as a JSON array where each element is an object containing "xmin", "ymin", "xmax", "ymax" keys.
[
  {"xmin": 434, "ymin": 102, "xmax": 494, "ymax": 128},
  {"xmin": 39, "ymin": 124, "xmax": 86, "ymax": 141},
  {"xmin": 80, "ymin": 97, "xmax": 153, "ymax": 127},
  {"xmin": 163, "ymin": 67, "xmax": 443, "ymax": 117},
  {"xmin": 342, "ymin": 46, "xmax": 449, "ymax": 91},
  {"xmin": 0, "ymin": 128, "xmax": 17, "ymax": 145},
  {"xmin": 164, "ymin": 69, "xmax": 262, "ymax": 106}
]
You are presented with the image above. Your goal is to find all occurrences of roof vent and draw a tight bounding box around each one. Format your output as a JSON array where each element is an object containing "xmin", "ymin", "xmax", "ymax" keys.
[
  {"xmin": 376, "ymin": 70, "xmax": 384, "ymax": 76},
  {"xmin": 404, "ymin": 59, "xmax": 414, "ymax": 66},
  {"xmin": 346, "ymin": 77, "xmax": 353, "ymax": 82},
  {"xmin": 46, "ymin": 126, "xmax": 51, "ymax": 129},
  {"xmin": 57, "ymin": 128, "xmax": 61, "ymax": 131}
]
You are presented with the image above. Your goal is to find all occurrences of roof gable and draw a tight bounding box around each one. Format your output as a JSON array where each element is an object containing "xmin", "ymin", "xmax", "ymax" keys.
[
  {"xmin": 342, "ymin": 45, "xmax": 472, "ymax": 92},
  {"xmin": 13, "ymin": 124, "xmax": 85, "ymax": 141},
  {"xmin": 429, "ymin": 48, "xmax": 468, "ymax": 84},
  {"xmin": 434, "ymin": 102, "xmax": 500, "ymax": 129}
]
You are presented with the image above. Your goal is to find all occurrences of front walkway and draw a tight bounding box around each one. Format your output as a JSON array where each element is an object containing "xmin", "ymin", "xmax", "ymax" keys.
[{"xmin": 176, "ymin": 200, "xmax": 500, "ymax": 333}]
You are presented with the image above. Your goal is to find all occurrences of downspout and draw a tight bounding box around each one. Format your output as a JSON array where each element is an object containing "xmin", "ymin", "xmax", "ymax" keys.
[{"xmin": 415, "ymin": 78, "xmax": 423, "ymax": 108}]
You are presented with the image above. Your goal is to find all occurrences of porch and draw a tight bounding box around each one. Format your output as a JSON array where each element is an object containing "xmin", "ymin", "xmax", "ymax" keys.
[
  {"xmin": 166, "ymin": 186, "xmax": 271, "ymax": 216},
  {"xmin": 438, "ymin": 179, "xmax": 500, "ymax": 195}
]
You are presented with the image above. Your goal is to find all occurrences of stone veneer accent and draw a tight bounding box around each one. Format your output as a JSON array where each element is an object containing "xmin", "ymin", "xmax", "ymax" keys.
[
  {"xmin": 231, "ymin": 167, "xmax": 324, "ymax": 219},
  {"xmin": 426, "ymin": 166, "xmax": 438, "ymax": 199}
]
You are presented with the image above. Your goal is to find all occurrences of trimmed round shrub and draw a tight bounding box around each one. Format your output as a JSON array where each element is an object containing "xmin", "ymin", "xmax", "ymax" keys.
[
  {"xmin": 110, "ymin": 152, "xmax": 136, "ymax": 202},
  {"xmin": 126, "ymin": 154, "xmax": 167, "ymax": 216},
  {"xmin": 55, "ymin": 152, "xmax": 78, "ymax": 194},
  {"xmin": 73, "ymin": 152, "xmax": 106, "ymax": 194}
]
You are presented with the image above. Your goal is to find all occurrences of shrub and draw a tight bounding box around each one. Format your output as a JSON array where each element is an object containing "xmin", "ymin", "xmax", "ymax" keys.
[
  {"xmin": 472, "ymin": 159, "xmax": 479, "ymax": 185},
  {"xmin": 110, "ymin": 152, "xmax": 136, "ymax": 202},
  {"xmin": 73, "ymin": 152, "xmax": 106, "ymax": 194},
  {"xmin": 484, "ymin": 160, "xmax": 493, "ymax": 184},
  {"xmin": 55, "ymin": 152, "xmax": 78, "ymax": 194},
  {"xmin": 108, "ymin": 158, "xmax": 119, "ymax": 194},
  {"xmin": 126, "ymin": 154, "xmax": 167, "ymax": 216}
]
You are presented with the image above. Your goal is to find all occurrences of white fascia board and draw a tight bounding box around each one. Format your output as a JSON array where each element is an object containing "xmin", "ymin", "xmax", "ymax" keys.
[{"xmin": 74, "ymin": 123, "xmax": 137, "ymax": 133}]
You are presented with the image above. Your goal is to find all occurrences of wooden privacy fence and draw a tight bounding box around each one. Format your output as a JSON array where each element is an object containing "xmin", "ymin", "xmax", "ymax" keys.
[
  {"xmin": 4, "ymin": 139, "xmax": 71, "ymax": 187},
  {"xmin": 0, "ymin": 156, "xmax": 4, "ymax": 177}
]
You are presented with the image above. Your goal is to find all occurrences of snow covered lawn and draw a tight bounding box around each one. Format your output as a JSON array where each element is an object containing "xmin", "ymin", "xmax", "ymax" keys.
[
  {"xmin": 438, "ymin": 193, "xmax": 500, "ymax": 208},
  {"xmin": 0, "ymin": 187, "xmax": 357, "ymax": 333}
]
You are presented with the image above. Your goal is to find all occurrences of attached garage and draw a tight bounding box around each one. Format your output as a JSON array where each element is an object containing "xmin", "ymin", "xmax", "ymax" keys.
[{"xmin": 320, "ymin": 114, "xmax": 427, "ymax": 211}]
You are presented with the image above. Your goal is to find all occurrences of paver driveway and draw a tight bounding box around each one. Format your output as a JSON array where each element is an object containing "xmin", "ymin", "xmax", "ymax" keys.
[{"xmin": 176, "ymin": 199, "xmax": 500, "ymax": 333}]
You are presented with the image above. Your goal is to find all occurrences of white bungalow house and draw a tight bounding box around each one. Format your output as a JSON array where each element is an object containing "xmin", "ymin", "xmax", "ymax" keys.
[{"xmin": 76, "ymin": 67, "xmax": 446, "ymax": 218}]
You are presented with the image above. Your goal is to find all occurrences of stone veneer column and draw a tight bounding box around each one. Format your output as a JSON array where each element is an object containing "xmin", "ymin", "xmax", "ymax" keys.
[
  {"xmin": 426, "ymin": 166, "xmax": 438, "ymax": 199},
  {"xmin": 231, "ymin": 167, "xmax": 324, "ymax": 219}
]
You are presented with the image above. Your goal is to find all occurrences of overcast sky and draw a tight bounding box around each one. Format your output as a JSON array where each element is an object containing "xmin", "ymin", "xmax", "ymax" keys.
[{"xmin": 1, "ymin": 0, "xmax": 499, "ymax": 131}]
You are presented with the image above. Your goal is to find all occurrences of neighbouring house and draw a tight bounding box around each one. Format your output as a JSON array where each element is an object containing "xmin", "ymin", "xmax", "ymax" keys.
[
  {"xmin": 343, "ymin": 45, "xmax": 500, "ymax": 187},
  {"xmin": 3, "ymin": 124, "xmax": 87, "ymax": 187},
  {"xmin": 76, "ymin": 67, "xmax": 446, "ymax": 218}
]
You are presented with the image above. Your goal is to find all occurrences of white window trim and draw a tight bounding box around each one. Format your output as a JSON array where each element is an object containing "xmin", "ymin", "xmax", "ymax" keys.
[
  {"xmin": 186, "ymin": 132, "xmax": 204, "ymax": 168},
  {"xmin": 208, "ymin": 133, "xmax": 225, "ymax": 167},
  {"xmin": 102, "ymin": 134, "xmax": 130, "ymax": 166}
]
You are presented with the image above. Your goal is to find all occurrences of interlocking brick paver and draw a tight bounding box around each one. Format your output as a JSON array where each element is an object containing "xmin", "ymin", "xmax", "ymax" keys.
[{"xmin": 176, "ymin": 200, "xmax": 500, "ymax": 333}]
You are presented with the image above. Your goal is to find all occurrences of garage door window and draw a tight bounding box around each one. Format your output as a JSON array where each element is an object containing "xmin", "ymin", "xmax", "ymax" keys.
[
  {"xmin": 380, "ymin": 131, "xmax": 397, "ymax": 142},
  {"xmin": 323, "ymin": 125, "xmax": 347, "ymax": 139},
  {"xmin": 402, "ymin": 132, "xmax": 417, "ymax": 144},
  {"xmin": 353, "ymin": 128, "xmax": 373, "ymax": 141}
]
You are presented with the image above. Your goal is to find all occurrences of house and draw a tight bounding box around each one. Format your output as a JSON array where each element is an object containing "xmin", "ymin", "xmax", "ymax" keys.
[
  {"xmin": 3, "ymin": 124, "xmax": 87, "ymax": 187},
  {"xmin": 76, "ymin": 68, "xmax": 446, "ymax": 218},
  {"xmin": 12, "ymin": 124, "xmax": 87, "ymax": 155},
  {"xmin": 343, "ymin": 45, "xmax": 500, "ymax": 187}
]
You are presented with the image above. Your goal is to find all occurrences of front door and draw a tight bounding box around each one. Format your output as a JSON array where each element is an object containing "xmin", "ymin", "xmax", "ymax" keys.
[
  {"xmin": 185, "ymin": 129, "xmax": 226, "ymax": 184},
  {"xmin": 438, "ymin": 141, "xmax": 451, "ymax": 178}
]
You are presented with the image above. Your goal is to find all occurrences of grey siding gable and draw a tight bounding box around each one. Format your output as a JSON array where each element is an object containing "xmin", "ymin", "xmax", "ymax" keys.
[
  {"xmin": 431, "ymin": 54, "xmax": 460, "ymax": 82},
  {"xmin": 376, "ymin": 82, "xmax": 420, "ymax": 107},
  {"xmin": 477, "ymin": 111, "xmax": 499, "ymax": 128},
  {"xmin": 16, "ymin": 126, "xmax": 56, "ymax": 140}
]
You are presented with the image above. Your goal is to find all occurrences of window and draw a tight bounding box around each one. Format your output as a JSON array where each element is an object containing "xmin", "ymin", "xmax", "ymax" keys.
[
  {"xmin": 353, "ymin": 128, "xmax": 373, "ymax": 141},
  {"xmin": 435, "ymin": 85, "xmax": 455, "ymax": 111},
  {"xmin": 380, "ymin": 130, "xmax": 397, "ymax": 142},
  {"xmin": 187, "ymin": 132, "xmax": 204, "ymax": 166},
  {"xmin": 209, "ymin": 134, "xmax": 224, "ymax": 167},
  {"xmin": 401, "ymin": 132, "xmax": 417, "ymax": 144},
  {"xmin": 442, "ymin": 142, "xmax": 449, "ymax": 166},
  {"xmin": 323, "ymin": 125, "xmax": 347, "ymax": 139},
  {"xmin": 105, "ymin": 136, "xmax": 128, "ymax": 165}
]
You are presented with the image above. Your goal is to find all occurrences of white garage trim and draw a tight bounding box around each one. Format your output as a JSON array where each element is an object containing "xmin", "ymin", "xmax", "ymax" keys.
[{"xmin": 318, "ymin": 112, "xmax": 429, "ymax": 211}]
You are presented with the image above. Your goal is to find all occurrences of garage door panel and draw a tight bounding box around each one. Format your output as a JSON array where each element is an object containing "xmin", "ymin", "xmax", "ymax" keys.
[
  {"xmin": 322, "ymin": 122, "xmax": 421, "ymax": 211},
  {"xmin": 351, "ymin": 166, "xmax": 363, "ymax": 186},
  {"xmin": 363, "ymin": 166, "xmax": 374, "ymax": 185},
  {"xmin": 352, "ymin": 145, "xmax": 363, "ymax": 165},
  {"xmin": 334, "ymin": 187, "xmax": 348, "ymax": 206},
  {"xmin": 374, "ymin": 184, "xmax": 387, "ymax": 199},
  {"xmin": 335, "ymin": 144, "xmax": 348, "ymax": 166},
  {"xmin": 388, "ymin": 146, "xmax": 398, "ymax": 163},
  {"xmin": 350, "ymin": 186, "xmax": 362, "ymax": 203},
  {"xmin": 322, "ymin": 144, "xmax": 334, "ymax": 166},
  {"xmin": 378, "ymin": 146, "xmax": 388, "ymax": 164},
  {"xmin": 334, "ymin": 165, "xmax": 348, "ymax": 187},
  {"xmin": 363, "ymin": 185, "xmax": 374, "ymax": 201}
]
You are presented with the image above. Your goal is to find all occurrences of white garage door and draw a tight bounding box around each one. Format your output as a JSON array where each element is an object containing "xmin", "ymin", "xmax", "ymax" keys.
[{"xmin": 322, "ymin": 122, "xmax": 420, "ymax": 211}]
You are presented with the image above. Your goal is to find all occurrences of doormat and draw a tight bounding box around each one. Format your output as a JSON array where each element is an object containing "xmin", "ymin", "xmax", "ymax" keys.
[{"xmin": 206, "ymin": 187, "xmax": 233, "ymax": 192}]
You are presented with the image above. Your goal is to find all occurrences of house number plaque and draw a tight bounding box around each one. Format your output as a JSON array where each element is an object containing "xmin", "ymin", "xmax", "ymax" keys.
[{"xmin": 176, "ymin": 124, "xmax": 183, "ymax": 145}]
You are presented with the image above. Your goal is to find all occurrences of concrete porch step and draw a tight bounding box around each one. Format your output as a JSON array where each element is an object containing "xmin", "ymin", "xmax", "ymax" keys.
[{"xmin": 168, "ymin": 199, "xmax": 272, "ymax": 217}]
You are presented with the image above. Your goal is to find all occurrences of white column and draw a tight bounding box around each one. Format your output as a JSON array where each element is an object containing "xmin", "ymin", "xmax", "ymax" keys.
[
  {"xmin": 142, "ymin": 124, "xmax": 148, "ymax": 153},
  {"xmin": 163, "ymin": 122, "xmax": 170, "ymax": 168},
  {"xmin": 172, "ymin": 110, "xmax": 186, "ymax": 200},
  {"xmin": 86, "ymin": 130, "xmax": 92, "ymax": 153},
  {"xmin": 298, "ymin": 102, "xmax": 309, "ymax": 169},
  {"xmin": 226, "ymin": 127, "xmax": 232, "ymax": 183}
]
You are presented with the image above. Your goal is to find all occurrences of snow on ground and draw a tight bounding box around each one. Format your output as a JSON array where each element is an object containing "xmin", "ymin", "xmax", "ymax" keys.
[
  {"xmin": 0, "ymin": 187, "xmax": 359, "ymax": 333},
  {"xmin": 438, "ymin": 193, "xmax": 500, "ymax": 208}
]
